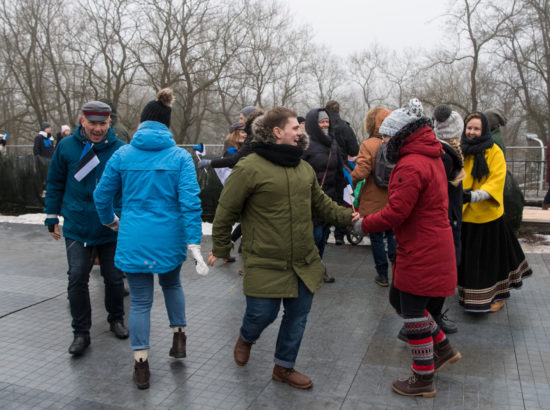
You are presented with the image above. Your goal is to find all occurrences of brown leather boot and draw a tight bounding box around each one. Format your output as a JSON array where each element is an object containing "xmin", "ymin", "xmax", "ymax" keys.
[
  {"xmin": 169, "ymin": 331, "xmax": 186, "ymax": 358},
  {"xmin": 233, "ymin": 336, "xmax": 252, "ymax": 366},
  {"xmin": 272, "ymin": 365, "xmax": 313, "ymax": 389},
  {"xmin": 134, "ymin": 359, "xmax": 150, "ymax": 390},
  {"xmin": 391, "ymin": 372, "xmax": 435, "ymax": 398},
  {"xmin": 434, "ymin": 338, "xmax": 461, "ymax": 372}
]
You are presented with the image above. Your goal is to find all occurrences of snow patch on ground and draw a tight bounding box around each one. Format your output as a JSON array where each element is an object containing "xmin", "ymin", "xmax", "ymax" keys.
[{"xmin": 1, "ymin": 213, "xmax": 548, "ymax": 253}]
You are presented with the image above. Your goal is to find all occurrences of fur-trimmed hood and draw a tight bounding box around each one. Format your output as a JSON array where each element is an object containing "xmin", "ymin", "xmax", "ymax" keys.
[
  {"xmin": 244, "ymin": 108, "xmax": 265, "ymax": 137},
  {"xmin": 365, "ymin": 106, "xmax": 391, "ymax": 137},
  {"xmin": 252, "ymin": 114, "xmax": 309, "ymax": 150}
]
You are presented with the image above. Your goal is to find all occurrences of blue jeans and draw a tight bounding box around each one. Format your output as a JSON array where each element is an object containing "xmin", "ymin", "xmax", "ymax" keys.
[
  {"xmin": 369, "ymin": 230, "xmax": 396, "ymax": 275},
  {"xmin": 240, "ymin": 278, "xmax": 314, "ymax": 368},
  {"xmin": 65, "ymin": 239, "xmax": 125, "ymax": 335},
  {"xmin": 313, "ymin": 223, "xmax": 331, "ymax": 258},
  {"xmin": 126, "ymin": 265, "xmax": 186, "ymax": 350}
]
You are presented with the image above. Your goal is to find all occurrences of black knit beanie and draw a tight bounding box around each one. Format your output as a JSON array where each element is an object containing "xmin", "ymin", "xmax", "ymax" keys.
[{"xmin": 140, "ymin": 88, "xmax": 175, "ymax": 127}]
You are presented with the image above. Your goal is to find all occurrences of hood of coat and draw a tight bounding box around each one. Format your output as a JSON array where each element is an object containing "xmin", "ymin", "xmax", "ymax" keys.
[
  {"xmin": 305, "ymin": 108, "xmax": 333, "ymax": 147},
  {"xmin": 398, "ymin": 121, "xmax": 442, "ymax": 160},
  {"xmin": 130, "ymin": 120, "xmax": 176, "ymax": 151},
  {"xmin": 365, "ymin": 106, "xmax": 391, "ymax": 137},
  {"xmin": 252, "ymin": 114, "xmax": 309, "ymax": 150},
  {"xmin": 244, "ymin": 108, "xmax": 265, "ymax": 137},
  {"xmin": 74, "ymin": 124, "xmax": 119, "ymax": 152}
]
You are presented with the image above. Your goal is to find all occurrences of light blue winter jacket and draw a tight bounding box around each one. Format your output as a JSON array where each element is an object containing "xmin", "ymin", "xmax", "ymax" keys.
[{"xmin": 94, "ymin": 121, "xmax": 202, "ymax": 273}]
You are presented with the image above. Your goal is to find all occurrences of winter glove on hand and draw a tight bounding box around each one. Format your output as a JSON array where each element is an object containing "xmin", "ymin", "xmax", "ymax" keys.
[
  {"xmin": 197, "ymin": 159, "xmax": 211, "ymax": 169},
  {"xmin": 189, "ymin": 244, "xmax": 209, "ymax": 276},
  {"xmin": 104, "ymin": 215, "xmax": 120, "ymax": 232},
  {"xmin": 352, "ymin": 217, "xmax": 364, "ymax": 235},
  {"xmin": 463, "ymin": 189, "xmax": 472, "ymax": 204}
]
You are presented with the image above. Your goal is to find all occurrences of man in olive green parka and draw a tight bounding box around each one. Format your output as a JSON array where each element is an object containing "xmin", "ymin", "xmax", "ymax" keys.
[{"xmin": 208, "ymin": 106, "xmax": 359, "ymax": 389}]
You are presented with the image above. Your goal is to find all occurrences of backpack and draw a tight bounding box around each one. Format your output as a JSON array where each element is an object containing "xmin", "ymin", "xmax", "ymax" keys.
[{"xmin": 374, "ymin": 141, "xmax": 394, "ymax": 188}]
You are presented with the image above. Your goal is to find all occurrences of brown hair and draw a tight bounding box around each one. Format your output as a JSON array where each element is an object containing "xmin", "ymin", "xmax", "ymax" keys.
[
  {"xmin": 325, "ymin": 100, "xmax": 340, "ymax": 113},
  {"xmin": 262, "ymin": 106, "xmax": 298, "ymax": 134},
  {"xmin": 464, "ymin": 112, "xmax": 482, "ymax": 126},
  {"xmin": 225, "ymin": 129, "xmax": 244, "ymax": 149}
]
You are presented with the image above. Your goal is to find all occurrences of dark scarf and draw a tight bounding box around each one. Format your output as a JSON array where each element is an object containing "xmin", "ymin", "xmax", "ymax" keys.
[
  {"xmin": 460, "ymin": 112, "xmax": 493, "ymax": 181},
  {"xmin": 253, "ymin": 142, "xmax": 303, "ymax": 167},
  {"xmin": 386, "ymin": 117, "xmax": 433, "ymax": 164}
]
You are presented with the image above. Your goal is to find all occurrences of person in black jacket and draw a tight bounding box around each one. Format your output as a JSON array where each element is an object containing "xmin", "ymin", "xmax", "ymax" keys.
[
  {"xmin": 33, "ymin": 122, "xmax": 55, "ymax": 159},
  {"xmin": 325, "ymin": 100, "xmax": 359, "ymax": 245},
  {"xmin": 302, "ymin": 108, "xmax": 346, "ymax": 283}
]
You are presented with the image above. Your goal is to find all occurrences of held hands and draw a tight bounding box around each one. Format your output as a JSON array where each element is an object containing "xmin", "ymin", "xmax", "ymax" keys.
[
  {"xmin": 188, "ymin": 244, "xmax": 209, "ymax": 276},
  {"xmin": 352, "ymin": 217, "xmax": 365, "ymax": 235},
  {"xmin": 207, "ymin": 250, "xmax": 229, "ymax": 266}
]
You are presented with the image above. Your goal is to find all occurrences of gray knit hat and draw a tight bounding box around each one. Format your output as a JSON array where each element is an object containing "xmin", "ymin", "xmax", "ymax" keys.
[
  {"xmin": 318, "ymin": 110, "xmax": 329, "ymax": 122},
  {"xmin": 433, "ymin": 108, "xmax": 464, "ymax": 140},
  {"xmin": 379, "ymin": 98, "xmax": 424, "ymax": 137},
  {"xmin": 240, "ymin": 105, "xmax": 256, "ymax": 118}
]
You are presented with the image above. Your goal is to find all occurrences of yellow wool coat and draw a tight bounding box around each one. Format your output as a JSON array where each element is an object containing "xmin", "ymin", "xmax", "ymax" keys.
[{"xmin": 462, "ymin": 144, "xmax": 506, "ymax": 223}]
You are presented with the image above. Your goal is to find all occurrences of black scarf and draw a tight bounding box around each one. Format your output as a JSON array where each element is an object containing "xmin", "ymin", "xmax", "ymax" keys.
[
  {"xmin": 460, "ymin": 112, "xmax": 493, "ymax": 181},
  {"xmin": 253, "ymin": 142, "xmax": 303, "ymax": 167}
]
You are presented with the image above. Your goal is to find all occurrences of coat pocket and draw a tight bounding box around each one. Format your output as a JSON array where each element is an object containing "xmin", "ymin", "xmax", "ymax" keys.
[{"xmin": 245, "ymin": 254, "xmax": 287, "ymax": 270}]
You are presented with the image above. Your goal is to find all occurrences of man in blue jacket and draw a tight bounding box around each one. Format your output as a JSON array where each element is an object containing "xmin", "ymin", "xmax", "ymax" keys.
[{"xmin": 44, "ymin": 101, "xmax": 128, "ymax": 356}]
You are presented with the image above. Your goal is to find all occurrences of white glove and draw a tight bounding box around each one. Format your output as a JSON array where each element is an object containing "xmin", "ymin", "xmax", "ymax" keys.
[
  {"xmin": 352, "ymin": 217, "xmax": 364, "ymax": 235},
  {"xmin": 104, "ymin": 215, "xmax": 119, "ymax": 232},
  {"xmin": 188, "ymin": 244, "xmax": 209, "ymax": 276}
]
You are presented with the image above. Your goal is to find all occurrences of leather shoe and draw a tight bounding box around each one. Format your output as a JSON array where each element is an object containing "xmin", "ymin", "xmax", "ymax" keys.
[
  {"xmin": 234, "ymin": 335, "xmax": 252, "ymax": 366},
  {"xmin": 272, "ymin": 365, "xmax": 313, "ymax": 389},
  {"xmin": 110, "ymin": 321, "xmax": 129, "ymax": 339},
  {"xmin": 134, "ymin": 359, "xmax": 150, "ymax": 389},
  {"xmin": 68, "ymin": 334, "xmax": 90, "ymax": 356},
  {"xmin": 435, "ymin": 311, "xmax": 458, "ymax": 334}
]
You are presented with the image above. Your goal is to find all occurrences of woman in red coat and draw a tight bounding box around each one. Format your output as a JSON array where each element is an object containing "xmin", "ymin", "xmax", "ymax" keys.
[{"xmin": 356, "ymin": 100, "xmax": 461, "ymax": 398}]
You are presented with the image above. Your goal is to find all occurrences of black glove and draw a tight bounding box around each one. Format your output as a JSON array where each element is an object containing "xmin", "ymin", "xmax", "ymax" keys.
[
  {"xmin": 463, "ymin": 189, "xmax": 472, "ymax": 203},
  {"xmin": 47, "ymin": 225, "xmax": 55, "ymax": 233}
]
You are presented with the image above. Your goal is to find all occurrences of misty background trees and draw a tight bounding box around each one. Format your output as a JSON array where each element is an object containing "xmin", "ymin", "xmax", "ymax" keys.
[{"xmin": 0, "ymin": 0, "xmax": 549, "ymax": 147}]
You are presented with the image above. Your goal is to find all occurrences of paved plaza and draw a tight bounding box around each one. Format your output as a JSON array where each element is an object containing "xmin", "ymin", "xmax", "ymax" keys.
[{"xmin": 1, "ymin": 221, "xmax": 549, "ymax": 409}]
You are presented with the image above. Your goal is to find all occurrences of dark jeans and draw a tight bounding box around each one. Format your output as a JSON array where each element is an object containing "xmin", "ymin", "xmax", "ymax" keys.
[
  {"xmin": 65, "ymin": 239, "xmax": 125, "ymax": 335},
  {"xmin": 369, "ymin": 230, "xmax": 396, "ymax": 275},
  {"xmin": 313, "ymin": 223, "xmax": 331, "ymax": 258},
  {"xmin": 544, "ymin": 188, "xmax": 550, "ymax": 204},
  {"xmin": 240, "ymin": 278, "xmax": 314, "ymax": 368}
]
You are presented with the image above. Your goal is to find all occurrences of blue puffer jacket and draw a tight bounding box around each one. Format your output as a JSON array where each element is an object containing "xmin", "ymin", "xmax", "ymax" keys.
[
  {"xmin": 44, "ymin": 125, "xmax": 125, "ymax": 245},
  {"xmin": 93, "ymin": 121, "xmax": 202, "ymax": 274}
]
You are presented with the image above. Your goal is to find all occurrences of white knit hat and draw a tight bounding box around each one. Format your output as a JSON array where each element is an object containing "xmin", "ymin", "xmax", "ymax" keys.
[
  {"xmin": 379, "ymin": 98, "xmax": 424, "ymax": 137},
  {"xmin": 434, "ymin": 110, "xmax": 464, "ymax": 140}
]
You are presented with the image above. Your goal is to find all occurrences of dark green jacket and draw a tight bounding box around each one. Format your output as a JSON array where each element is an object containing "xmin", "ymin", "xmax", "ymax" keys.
[{"xmin": 212, "ymin": 152, "xmax": 352, "ymax": 298}]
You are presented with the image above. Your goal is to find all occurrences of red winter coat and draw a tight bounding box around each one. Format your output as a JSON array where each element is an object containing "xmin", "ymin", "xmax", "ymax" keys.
[{"xmin": 363, "ymin": 125, "xmax": 457, "ymax": 297}]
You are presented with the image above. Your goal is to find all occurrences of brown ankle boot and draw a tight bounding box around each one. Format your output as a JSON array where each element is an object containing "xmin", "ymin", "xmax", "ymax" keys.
[
  {"xmin": 434, "ymin": 338, "xmax": 461, "ymax": 372},
  {"xmin": 272, "ymin": 365, "xmax": 313, "ymax": 389},
  {"xmin": 233, "ymin": 336, "xmax": 252, "ymax": 366},
  {"xmin": 169, "ymin": 331, "xmax": 186, "ymax": 358},
  {"xmin": 134, "ymin": 359, "xmax": 150, "ymax": 390},
  {"xmin": 391, "ymin": 372, "xmax": 435, "ymax": 398}
]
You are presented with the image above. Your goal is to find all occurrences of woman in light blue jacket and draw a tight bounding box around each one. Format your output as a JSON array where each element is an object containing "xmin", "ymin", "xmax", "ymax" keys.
[{"xmin": 94, "ymin": 88, "xmax": 206, "ymax": 390}]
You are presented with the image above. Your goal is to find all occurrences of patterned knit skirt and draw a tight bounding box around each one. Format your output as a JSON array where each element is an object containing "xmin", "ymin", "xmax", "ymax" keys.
[{"xmin": 457, "ymin": 216, "xmax": 532, "ymax": 312}]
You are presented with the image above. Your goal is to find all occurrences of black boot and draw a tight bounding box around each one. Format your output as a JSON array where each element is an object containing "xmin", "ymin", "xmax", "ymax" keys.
[
  {"xmin": 375, "ymin": 272, "xmax": 389, "ymax": 287},
  {"xmin": 68, "ymin": 334, "xmax": 90, "ymax": 356},
  {"xmin": 169, "ymin": 330, "xmax": 187, "ymax": 358},
  {"xmin": 134, "ymin": 359, "xmax": 150, "ymax": 389},
  {"xmin": 434, "ymin": 310, "xmax": 458, "ymax": 334}
]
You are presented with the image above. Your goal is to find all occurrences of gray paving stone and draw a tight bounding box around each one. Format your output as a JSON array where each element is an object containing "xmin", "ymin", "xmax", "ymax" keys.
[{"xmin": 0, "ymin": 222, "xmax": 549, "ymax": 409}]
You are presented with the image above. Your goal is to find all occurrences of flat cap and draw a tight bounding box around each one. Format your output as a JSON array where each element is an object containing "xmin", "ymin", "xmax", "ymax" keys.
[{"xmin": 82, "ymin": 101, "xmax": 112, "ymax": 121}]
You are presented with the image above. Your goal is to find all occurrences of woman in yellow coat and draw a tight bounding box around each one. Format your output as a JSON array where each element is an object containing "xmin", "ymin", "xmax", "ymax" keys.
[{"xmin": 458, "ymin": 112, "xmax": 531, "ymax": 313}]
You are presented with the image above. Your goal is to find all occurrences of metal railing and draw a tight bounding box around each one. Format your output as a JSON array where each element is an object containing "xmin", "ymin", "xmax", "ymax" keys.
[{"xmin": 3, "ymin": 143, "xmax": 547, "ymax": 200}]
